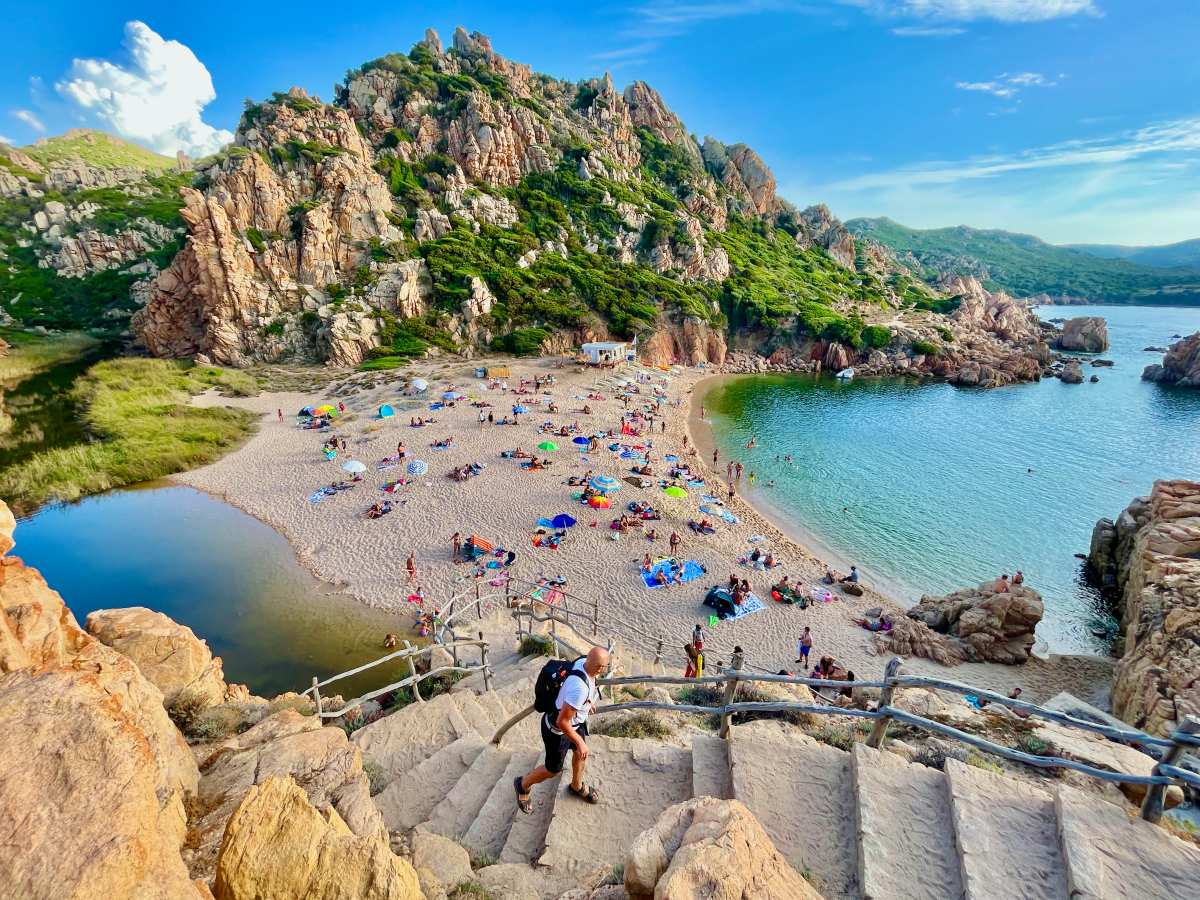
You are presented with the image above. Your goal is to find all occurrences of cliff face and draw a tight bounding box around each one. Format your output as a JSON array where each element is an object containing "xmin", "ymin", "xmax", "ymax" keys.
[
  {"xmin": 127, "ymin": 26, "xmax": 978, "ymax": 370},
  {"xmin": 1088, "ymin": 480, "xmax": 1200, "ymax": 737},
  {"xmin": 1142, "ymin": 331, "xmax": 1200, "ymax": 388}
]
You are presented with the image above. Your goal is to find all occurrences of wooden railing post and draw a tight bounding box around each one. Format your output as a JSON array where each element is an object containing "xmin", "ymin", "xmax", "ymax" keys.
[
  {"xmin": 867, "ymin": 657, "xmax": 903, "ymax": 748},
  {"xmin": 718, "ymin": 647, "xmax": 745, "ymax": 739},
  {"xmin": 311, "ymin": 676, "xmax": 323, "ymax": 718},
  {"xmin": 1141, "ymin": 715, "xmax": 1200, "ymax": 822},
  {"xmin": 605, "ymin": 638, "xmax": 616, "ymax": 701},
  {"xmin": 480, "ymin": 632, "xmax": 493, "ymax": 692},
  {"xmin": 475, "ymin": 581, "xmax": 482, "ymax": 620},
  {"xmin": 653, "ymin": 639, "xmax": 663, "ymax": 669},
  {"xmin": 592, "ymin": 598, "xmax": 599, "ymax": 636},
  {"xmin": 550, "ymin": 616, "xmax": 560, "ymax": 658},
  {"xmin": 403, "ymin": 640, "xmax": 423, "ymax": 703}
]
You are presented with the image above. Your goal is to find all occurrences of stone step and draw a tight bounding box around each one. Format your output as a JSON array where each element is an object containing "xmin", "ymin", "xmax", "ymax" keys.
[
  {"xmin": 1056, "ymin": 783, "xmax": 1200, "ymax": 899},
  {"xmin": 473, "ymin": 690, "xmax": 513, "ymax": 734},
  {"xmin": 352, "ymin": 692, "xmax": 469, "ymax": 785},
  {"xmin": 452, "ymin": 690, "xmax": 497, "ymax": 739},
  {"xmin": 373, "ymin": 736, "xmax": 485, "ymax": 832},
  {"xmin": 538, "ymin": 736, "xmax": 693, "ymax": 882},
  {"xmin": 944, "ymin": 758, "xmax": 1068, "ymax": 900},
  {"xmin": 690, "ymin": 732, "xmax": 730, "ymax": 799},
  {"xmin": 463, "ymin": 748, "xmax": 541, "ymax": 861},
  {"xmin": 499, "ymin": 770, "xmax": 561, "ymax": 865},
  {"xmin": 729, "ymin": 721, "xmax": 858, "ymax": 900},
  {"xmin": 422, "ymin": 744, "xmax": 513, "ymax": 841},
  {"xmin": 851, "ymin": 742, "xmax": 963, "ymax": 900}
]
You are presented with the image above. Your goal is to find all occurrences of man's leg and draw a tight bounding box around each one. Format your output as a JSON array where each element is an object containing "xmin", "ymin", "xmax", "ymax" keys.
[
  {"xmin": 570, "ymin": 745, "xmax": 586, "ymax": 792},
  {"xmin": 519, "ymin": 765, "xmax": 555, "ymax": 794}
]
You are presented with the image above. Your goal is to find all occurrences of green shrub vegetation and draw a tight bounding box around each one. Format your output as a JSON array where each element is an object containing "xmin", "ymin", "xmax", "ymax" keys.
[
  {"xmin": 17, "ymin": 131, "xmax": 176, "ymax": 171},
  {"xmin": 0, "ymin": 329, "xmax": 102, "ymax": 381},
  {"xmin": 0, "ymin": 358, "xmax": 259, "ymax": 514},
  {"xmin": 911, "ymin": 338, "xmax": 940, "ymax": 356},
  {"xmin": 861, "ymin": 324, "xmax": 892, "ymax": 349}
]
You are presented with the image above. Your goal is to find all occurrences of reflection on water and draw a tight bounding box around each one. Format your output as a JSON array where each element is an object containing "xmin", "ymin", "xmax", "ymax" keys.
[
  {"xmin": 0, "ymin": 347, "xmax": 102, "ymax": 471},
  {"xmin": 16, "ymin": 484, "xmax": 411, "ymax": 698},
  {"xmin": 706, "ymin": 305, "xmax": 1200, "ymax": 652}
]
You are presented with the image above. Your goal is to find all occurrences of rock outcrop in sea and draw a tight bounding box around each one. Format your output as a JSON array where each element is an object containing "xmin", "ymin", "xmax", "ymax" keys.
[
  {"xmin": 1142, "ymin": 331, "xmax": 1200, "ymax": 388},
  {"xmin": 1087, "ymin": 479, "xmax": 1200, "ymax": 737},
  {"xmin": 1055, "ymin": 315, "xmax": 1109, "ymax": 352}
]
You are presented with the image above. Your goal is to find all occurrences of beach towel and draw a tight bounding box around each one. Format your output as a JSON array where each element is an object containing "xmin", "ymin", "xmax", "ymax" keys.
[
  {"xmin": 719, "ymin": 510, "xmax": 739, "ymax": 524},
  {"xmin": 725, "ymin": 592, "xmax": 766, "ymax": 621},
  {"xmin": 642, "ymin": 559, "xmax": 705, "ymax": 589},
  {"xmin": 376, "ymin": 461, "xmax": 398, "ymax": 471},
  {"xmin": 307, "ymin": 490, "xmax": 326, "ymax": 504}
]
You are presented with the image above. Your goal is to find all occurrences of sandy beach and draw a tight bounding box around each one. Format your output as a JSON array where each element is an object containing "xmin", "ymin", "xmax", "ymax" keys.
[{"xmin": 181, "ymin": 357, "xmax": 1113, "ymax": 704}]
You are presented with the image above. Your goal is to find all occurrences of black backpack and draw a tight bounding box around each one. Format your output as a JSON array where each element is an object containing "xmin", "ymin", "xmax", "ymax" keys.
[{"xmin": 534, "ymin": 656, "xmax": 587, "ymax": 715}]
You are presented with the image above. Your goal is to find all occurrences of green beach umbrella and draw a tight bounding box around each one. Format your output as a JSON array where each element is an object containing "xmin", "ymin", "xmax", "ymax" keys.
[
  {"xmin": 537, "ymin": 440, "xmax": 559, "ymax": 451},
  {"xmin": 663, "ymin": 486, "xmax": 688, "ymax": 498}
]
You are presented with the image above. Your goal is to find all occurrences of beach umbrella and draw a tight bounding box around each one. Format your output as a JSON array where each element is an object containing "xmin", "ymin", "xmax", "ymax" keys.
[
  {"xmin": 378, "ymin": 404, "xmax": 394, "ymax": 418},
  {"xmin": 299, "ymin": 405, "xmax": 316, "ymax": 416},
  {"xmin": 551, "ymin": 513, "xmax": 577, "ymax": 529},
  {"xmin": 588, "ymin": 496, "xmax": 611, "ymax": 509},
  {"xmin": 572, "ymin": 436, "xmax": 590, "ymax": 445},
  {"xmin": 409, "ymin": 378, "xmax": 429, "ymax": 394},
  {"xmin": 590, "ymin": 475, "xmax": 620, "ymax": 494},
  {"xmin": 342, "ymin": 460, "xmax": 367, "ymax": 474},
  {"xmin": 663, "ymin": 486, "xmax": 688, "ymax": 499},
  {"xmin": 316, "ymin": 404, "xmax": 336, "ymax": 413},
  {"xmin": 537, "ymin": 440, "xmax": 558, "ymax": 452},
  {"xmin": 443, "ymin": 391, "xmax": 462, "ymax": 400},
  {"xmin": 406, "ymin": 460, "xmax": 429, "ymax": 476}
]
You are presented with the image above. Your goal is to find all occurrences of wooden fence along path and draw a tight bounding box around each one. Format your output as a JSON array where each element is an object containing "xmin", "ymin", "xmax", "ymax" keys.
[{"xmin": 307, "ymin": 580, "xmax": 1200, "ymax": 825}]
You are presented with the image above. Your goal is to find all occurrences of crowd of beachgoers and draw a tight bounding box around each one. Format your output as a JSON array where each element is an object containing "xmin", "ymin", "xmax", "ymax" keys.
[{"xmin": 181, "ymin": 357, "xmax": 1113, "ymax": 703}]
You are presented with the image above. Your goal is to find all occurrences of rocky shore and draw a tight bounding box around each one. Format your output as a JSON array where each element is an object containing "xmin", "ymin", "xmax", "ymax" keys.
[
  {"xmin": 1087, "ymin": 479, "xmax": 1200, "ymax": 736},
  {"xmin": 1142, "ymin": 331, "xmax": 1200, "ymax": 388}
]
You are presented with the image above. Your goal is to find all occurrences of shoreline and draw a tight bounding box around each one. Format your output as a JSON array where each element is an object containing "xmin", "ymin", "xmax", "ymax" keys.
[
  {"xmin": 168, "ymin": 356, "xmax": 1113, "ymax": 705},
  {"xmin": 686, "ymin": 373, "xmax": 921, "ymax": 607}
]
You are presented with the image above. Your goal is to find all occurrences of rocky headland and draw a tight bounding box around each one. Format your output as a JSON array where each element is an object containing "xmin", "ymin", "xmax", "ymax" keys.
[
  {"xmin": 1087, "ymin": 479, "xmax": 1200, "ymax": 737},
  {"xmin": 1142, "ymin": 331, "xmax": 1200, "ymax": 388}
]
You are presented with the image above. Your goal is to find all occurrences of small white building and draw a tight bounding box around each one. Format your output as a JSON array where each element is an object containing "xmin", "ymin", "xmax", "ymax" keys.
[{"xmin": 579, "ymin": 341, "xmax": 629, "ymax": 366}]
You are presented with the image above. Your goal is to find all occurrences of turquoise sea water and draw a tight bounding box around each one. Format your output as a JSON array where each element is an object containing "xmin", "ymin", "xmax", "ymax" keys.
[
  {"xmin": 14, "ymin": 484, "xmax": 406, "ymax": 697},
  {"xmin": 704, "ymin": 305, "xmax": 1200, "ymax": 652}
]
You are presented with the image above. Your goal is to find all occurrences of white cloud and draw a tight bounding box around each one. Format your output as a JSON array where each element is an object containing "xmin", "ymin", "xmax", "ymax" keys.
[
  {"xmin": 956, "ymin": 71, "xmax": 1056, "ymax": 100},
  {"xmin": 592, "ymin": 41, "xmax": 661, "ymax": 61},
  {"xmin": 55, "ymin": 21, "xmax": 233, "ymax": 157},
  {"xmin": 891, "ymin": 25, "xmax": 967, "ymax": 36},
  {"xmin": 11, "ymin": 109, "xmax": 46, "ymax": 132},
  {"xmin": 845, "ymin": 0, "xmax": 1099, "ymax": 23},
  {"xmin": 0, "ymin": 135, "xmax": 16, "ymax": 146}
]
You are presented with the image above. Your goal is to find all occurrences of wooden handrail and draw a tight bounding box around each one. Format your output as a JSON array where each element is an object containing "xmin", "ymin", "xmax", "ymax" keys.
[{"xmin": 304, "ymin": 638, "xmax": 489, "ymax": 695}]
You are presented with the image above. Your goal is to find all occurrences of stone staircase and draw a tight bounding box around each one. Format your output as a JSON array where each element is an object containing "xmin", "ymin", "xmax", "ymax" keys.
[{"xmin": 350, "ymin": 609, "xmax": 1200, "ymax": 899}]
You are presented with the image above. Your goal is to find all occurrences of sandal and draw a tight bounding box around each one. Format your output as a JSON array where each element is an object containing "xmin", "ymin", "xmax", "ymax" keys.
[
  {"xmin": 514, "ymin": 777, "xmax": 533, "ymax": 815},
  {"xmin": 568, "ymin": 783, "xmax": 600, "ymax": 804}
]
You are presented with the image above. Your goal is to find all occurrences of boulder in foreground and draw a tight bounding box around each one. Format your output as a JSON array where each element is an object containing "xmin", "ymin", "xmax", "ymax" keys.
[
  {"xmin": 213, "ymin": 775, "xmax": 423, "ymax": 900},
  {"xmin": 907, "ymin": 581, "xmax": 1044, "ymax": 664},
  {"xmin": 624, "ymin": 796, "xmax": 823, "ymax": 899}
]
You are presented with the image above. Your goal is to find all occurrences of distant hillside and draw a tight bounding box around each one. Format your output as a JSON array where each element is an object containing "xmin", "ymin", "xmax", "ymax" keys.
[
  {"xmin": 16, "ymin": 129, "xmax": 177, "ymax": 172},
  {"xmin": 847, "ymin": 217, "xmax": 1200, "ymax": 305},
  {"xmin": 1064, "ymin": 238, "xmax": 1200, "ymax": 270}
]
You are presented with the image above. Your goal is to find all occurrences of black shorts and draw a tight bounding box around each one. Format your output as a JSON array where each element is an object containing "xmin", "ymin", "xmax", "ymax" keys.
[{"xmin": 541, "ymin": 714, "xmax": 587, "ymax": 774}]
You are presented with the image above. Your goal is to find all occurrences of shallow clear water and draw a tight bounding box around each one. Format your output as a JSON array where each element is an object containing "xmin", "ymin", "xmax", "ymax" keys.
[
  {"xmin": 14, "ymin": 484, "xmax": 409, "ymax": 697},
  {"xmin": 704, "ymin": 305, "xmax": 1200, "ymax": 652}
]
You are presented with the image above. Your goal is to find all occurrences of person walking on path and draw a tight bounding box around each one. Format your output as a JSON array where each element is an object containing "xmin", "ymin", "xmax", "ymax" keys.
[
  {"xmin": 795, "ymin": 626, "xmax": 814, "ymax": 670},
  {"xmin": 515, "ymin": 647, "xmax": 608, "ymax": 813},
  {"xmin": 450, "ymin": 532, "xmax": 462, "ymax": 562},
  {"xmin": 406, "ymin": 553, "xmax": 416, "ymax": 582}
]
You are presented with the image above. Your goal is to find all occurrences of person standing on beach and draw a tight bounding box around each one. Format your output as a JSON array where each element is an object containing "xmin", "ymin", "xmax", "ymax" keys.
[
  {"xmin": 713, "ymin": 448, "xmax": 719, "ymax": 466},
  {"xmin": 277, "ymin": 408, "xmax": 283, "ymax": 423},
  {"xmin": 406, "ymin": 553, "xmax": 416, "ymax": 582},
  {"xmin": 669, "ymin": 531, "xmax": 681, "ymax": 556},
  {"xmin": 450, "ymin": 532, "xmax": 462, "ymax": 562},
  {"xmin": 478, "ymin": 410, "xmax": 487, "ymax": 428},
  {"xmin": 796, "ymin": 627, "xmax": 814, "ymax": 670},
  {"xmin": 735, "ymin": 462, "xmax": 744, "ymax": 483},
  {"xmin": 726, "ymin": 461, "xmax": 734, "ymax": 481}
]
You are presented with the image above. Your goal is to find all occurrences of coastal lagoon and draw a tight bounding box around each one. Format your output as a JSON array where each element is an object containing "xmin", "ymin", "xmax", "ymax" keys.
[
  {"xmin": 14, "ymin": 484, "xmax": 407, "ymax": 697},
  {"xmin": 704, "ymin": 305, "xmax": 1200, "ymax": 652}
]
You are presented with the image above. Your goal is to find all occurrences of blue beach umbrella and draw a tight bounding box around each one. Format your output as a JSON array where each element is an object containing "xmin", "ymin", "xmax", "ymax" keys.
[
  {"xmin": 378, "ymin": 404, "xmax": 394, "ymax": 418},
  {"xmin": 572, "ymin": 436, "xmax": 590, "ymax": 445},
  {"xmin": 407, "ymin": 459, "xmax": 429, "ymax": 476},
  {"xmin": 551, "ymin": 513, "xmax": 577, "ymax": 529},
  {"xmin": 590, "ymin": 475, "xmax": 620, "ymax": 494},
  {"xmin": 513, "ymin": 404, "xmax": 529, "ymax": 414}
]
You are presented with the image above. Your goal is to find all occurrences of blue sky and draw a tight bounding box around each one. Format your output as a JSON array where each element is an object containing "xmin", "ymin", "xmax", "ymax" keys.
[{"xmin": 3, "ymin": 1, "xmax": 1198, "ymax": 245}]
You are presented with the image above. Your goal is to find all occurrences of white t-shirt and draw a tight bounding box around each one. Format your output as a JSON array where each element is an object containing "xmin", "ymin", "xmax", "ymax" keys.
[{"xmin": 550, "ymin": 659, "xmax": 599, "ymax": 732}]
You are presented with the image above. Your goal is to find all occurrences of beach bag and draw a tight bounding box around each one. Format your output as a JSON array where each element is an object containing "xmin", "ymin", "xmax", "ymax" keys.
[{"xmin": 533, "ymin": 656, "xmax": 586, "ymax": 715}]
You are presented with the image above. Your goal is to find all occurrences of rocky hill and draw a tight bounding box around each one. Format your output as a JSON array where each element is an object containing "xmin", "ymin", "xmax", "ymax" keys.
[
  {"xmin": 128, "ymin": 27, "xmax": 970, "ymax": 369},
  {"xmin": 1066, "ymin": 237, "xmax": 1200, "ymax": 270},
  {"xmin": 0, "ymin": 130, "xmax": 190, "ymax": 329},
  {"xmin": 847, "ymin": 217, "xmax": 1200, "ymax": 306}
]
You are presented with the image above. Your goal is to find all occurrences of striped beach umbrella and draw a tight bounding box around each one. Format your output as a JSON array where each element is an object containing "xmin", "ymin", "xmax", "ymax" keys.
[
  {"xmin": 406, "ymin": 459, "xmax": 429, "ymax": 476},
  {"xmin": 590, "ymin": 475, "xmax": 620, "ymax": 494}
]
